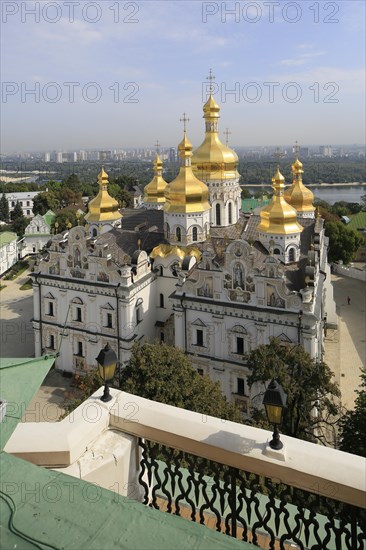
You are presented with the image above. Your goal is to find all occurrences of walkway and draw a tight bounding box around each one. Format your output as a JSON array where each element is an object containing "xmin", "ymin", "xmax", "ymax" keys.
[{"xmin": 324, "ymin": 274, "xmax": 366, "ymax": 410}]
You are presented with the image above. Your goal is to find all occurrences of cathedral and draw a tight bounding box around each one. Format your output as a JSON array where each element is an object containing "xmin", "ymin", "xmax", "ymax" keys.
[{"xmin": 32, "ymin": 80, "xmax": 336, "ymax": 411}]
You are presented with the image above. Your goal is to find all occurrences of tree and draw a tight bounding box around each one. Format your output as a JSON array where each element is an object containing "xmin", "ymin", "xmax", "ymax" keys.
[
  {"xmin": 241, "ymin": 187, "xmax": 252, "ymax": 199},
  {"xmin": 338, "ymin": 369, "xmax": 366, "ymax": 457},
  {"xmin": 12, "ymin": 201, "xmax": 23, "ymax": 220},
  {"xmin": 33, "ymin": 191, "xmax": 59, "ymax": 216},
  {"xmin": 52, "ymin": 209, "xmax": 81, "ymax": 233},
  {"xmin": 120, "ymin": 342, "xmax": 242, "ymax": 422},
  {"xmin": 0, "ymin": 193, "xmax": 9, "ymax": 221},
  {"xmin": 59, "ymin": 187, "xmax": 83, "ymax": 208},
  {"xmin": 12, "ymin": 201, "xmax": 28, "ymax": 236},
  {"xmin": 325, "ymin": 221, "xmax": 363, "ymax": 264},
  {"xmin": 63, "ymin": 173, "xmax": 81, "ymax": 192},
  {"xmin": 246, "ymin": 339, "xmax": 341, "ymax": 444},
  {"xmin": 361, "ymin": 195, "xmax": 366, "ymax": 211}
]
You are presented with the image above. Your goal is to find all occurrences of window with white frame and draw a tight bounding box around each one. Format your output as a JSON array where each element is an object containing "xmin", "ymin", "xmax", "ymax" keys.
[
  {"xmin": 49, "ymin": 334, "xmax": 55, "ymax": 350},
  {"xmin": 237, "ymin": 377, "xmax": 245, "ymax": 395},
  {"xmin": 136, "ymin": 298, "xmax": 143, "ymax": 325},
  {"xmin": 191, "ymin": 319, "xmax": 207, "ymax": 348},
  {"xmin": 71, "ymin": 297, "xmax": 84, "ymax": 322},
  {"xmin": 231, "ymin": 325, "xmax": 247, "ymax": 355}
]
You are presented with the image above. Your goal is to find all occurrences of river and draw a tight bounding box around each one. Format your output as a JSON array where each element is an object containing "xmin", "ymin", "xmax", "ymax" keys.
[{"xmin": 244, "ymin": 185, "xmax": 366, "ymax": 205}]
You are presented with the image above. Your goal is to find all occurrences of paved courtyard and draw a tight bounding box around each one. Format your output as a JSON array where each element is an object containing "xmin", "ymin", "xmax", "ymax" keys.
[
  {"xmin": 0, "ymin": 270, "xmax": 35, "ymax": 358},
  {"xmin": 323, "ymin": 273, "xmax": 365, "ymax": 410}
]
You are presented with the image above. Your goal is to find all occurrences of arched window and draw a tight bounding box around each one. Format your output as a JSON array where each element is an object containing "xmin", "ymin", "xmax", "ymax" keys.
[
  {"xmin": 192, "ymin": 227, "xmax": 198, "ymax": 241},
  {"xmin": 176, "ymin": 227, "xmax": 181, "ymax": 242},
  {"xmin": 92, "ymin": 227, "xmax": 97, "ymax": 237},
  {"xmin": 274, "ymin": 248, "xmax": 281, "ymax": 255},
  {"xmin": 228, "ymin": 202, "xmax": 232, "ymax": 224},
  {"xmin": 165, "ymin": 223, "xmax": 170, "ymax": 239},
  {"xmin": 159, "ymin": 293, "xmax": 164, "ymax": 308},
  {"xmin": 216, "ymin": 204, "xmax": 221, "ymax": 226},
  {"xmin": 289, "ymin": 248, "xmax": 295, "ymax": 262}
]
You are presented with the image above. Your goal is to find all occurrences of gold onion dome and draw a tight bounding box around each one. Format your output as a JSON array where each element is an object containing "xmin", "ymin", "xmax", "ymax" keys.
[
  {"xmin": 164, "ymin": 132, "xmax": 210, "ymax": 213},
  {"xmin": 257, "ymin": 167, "xmax": 303, "ymax": 235},
  {"xmin": 192, "ymin": 94, "xmax": 239, "ymax": 181},
  {"xmin": 85, "ymin": 166, "xmax": 121, "ymax": 223},
  {"xmin": 144, "ymin": 153, "xmax": 168, "ymax": 203},
  {"xmin": 284, "ymin": 154, "xmax": 315, "ymax": 214}
]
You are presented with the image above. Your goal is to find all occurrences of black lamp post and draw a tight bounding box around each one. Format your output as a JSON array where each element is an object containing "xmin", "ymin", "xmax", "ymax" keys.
[
  {"xmin": 96, "ymin": 343, "xmax": 117, "ymax": 402},
  {"xmin": 263, "ymin": 379, "xmax": 287, "ymax": 450}
]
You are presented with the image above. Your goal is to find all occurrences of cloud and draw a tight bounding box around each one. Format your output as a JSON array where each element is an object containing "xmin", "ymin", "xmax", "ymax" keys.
[{"xmin": 280, "ymin": 50, "xmax": 326, "ymax": 67}]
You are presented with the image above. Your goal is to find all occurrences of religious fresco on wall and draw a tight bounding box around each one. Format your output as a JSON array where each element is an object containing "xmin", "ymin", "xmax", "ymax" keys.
[
  {"xmin": 197, "ymin": 277, "xmax": 213, "ymax": 298},
  {"xmin": 266, "ymin": 283, "xmax": 285, "ymax": 308},
  {"xmin": 233, "ymin": 263, "xmax": 244, "ymax": 289},
  {"xmin": 97, "ymin": 271, "xmax": 110, "ymax": 283},
  {"xmin": 228, "ymin": 289, "xmax": 251, "ymax": 303},
  {"xmin": 49, "ymin": 262, "xmax": 60, "ymax": 275},
  {"xmin": 74, "ymin": 247, "xmax": 81, "ymax": 268},
  {"xmin": 225, "ymin": 263, "xmax": 256, "ymax": 302}
]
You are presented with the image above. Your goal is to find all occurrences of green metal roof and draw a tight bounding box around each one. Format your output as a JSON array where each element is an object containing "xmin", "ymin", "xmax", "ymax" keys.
[
  {"xmin": 0, "ymin": 232, "xmax": 17, "ymax": 247},
  {"xmin": 0, "ymin": 453, "xmax": 253, "ymax": 550},
  {"xmin": 43, "ymin": 210, "xmax": 56, "ymax": 229},
  {"xmin": 241, "ymin": 198, "xmax": 271, "ymax": 213},
  {"xmin": 0, "ymin": 355, "xmax": 56, "ymax": 450},
  {"xmin": 0, "ymin": 355, "xmax": 256, "ymax": 549},
  {"xmin": 348, "ymin": 211, "xmax": 366, "ymax": 234}
]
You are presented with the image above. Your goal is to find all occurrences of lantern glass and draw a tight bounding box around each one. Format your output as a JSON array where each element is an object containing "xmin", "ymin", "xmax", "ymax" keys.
[
  {"xmin": 264, "ymin": 403, "xmax": 283, "ymax": 426},
  {"xmin": 98, "ymin": 361, "xmax": 116, "ymax": 383}
]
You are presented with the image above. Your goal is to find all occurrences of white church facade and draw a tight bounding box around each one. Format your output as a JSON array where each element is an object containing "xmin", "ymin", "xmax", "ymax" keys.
[{"xmin": 31, "ymin": 84, "xmax": 336, "ymax": 409}]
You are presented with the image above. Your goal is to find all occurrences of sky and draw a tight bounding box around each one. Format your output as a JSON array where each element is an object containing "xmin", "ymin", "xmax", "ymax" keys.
[{"xmin": 1, "ymin": 0, "xmax": 365, "ymax": 152}]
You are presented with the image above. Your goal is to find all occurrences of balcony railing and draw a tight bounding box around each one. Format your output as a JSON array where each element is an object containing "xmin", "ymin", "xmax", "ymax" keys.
[
  {"xmin": 6, "ymin": 389, "xmax": 366, "ymax": 550},
  {"xmin": 138, "ymin": 437, "xmax": 365, "ymax": 549}
]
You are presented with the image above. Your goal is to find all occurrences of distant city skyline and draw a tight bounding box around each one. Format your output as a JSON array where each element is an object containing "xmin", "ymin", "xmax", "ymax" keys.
[{"xmin": 1, "ymin": 1, "xmax": 365, "ymax": 152}]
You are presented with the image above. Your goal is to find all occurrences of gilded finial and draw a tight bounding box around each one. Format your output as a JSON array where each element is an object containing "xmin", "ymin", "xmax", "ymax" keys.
[
  {"xmin": 66, "ymin": 219, "xmax": 72, "ymax": 230},
  {"xmin": 224, "ymin": 128, "xmax": 231, "ymax": 146},
  {"xmin": 54, "ymin": 221, "xmax": 59, "ymax": 234},
  {"xmin": 137, "ymin": 239, "xmax": 141, "ymax": 250},
  {"xmin": 154, "ymin": 140, "xmax": 160, "ymax": 154},
  {"xmin": 206, "ymin": 68, "xmax": 215, "ymax": 94},
  {"xmin": 180, "ymin": 112, "xmax": 190, "ymax": 132},
  {"xmin": 295, "ymin": 141, "xmax": 299, "ymax": 159}
]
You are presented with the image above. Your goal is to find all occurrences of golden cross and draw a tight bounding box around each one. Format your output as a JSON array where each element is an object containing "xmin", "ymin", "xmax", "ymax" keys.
[
  {"xmin": 294, "ymin": 140, "xmax": 299, "ymax": 158},
  {"xmin": 206, "ymin": 68, "xmax": 215, "ymax": 93},
  {"xmin": 224, "ymin": 128, "xmax": 232, "ymax": 146},
  {"xmin": 154, "ymin": 140, "xmax": 160, "ymax": 153},
  {"xmin": 180, "ymin": 112, "xmax": 190, "ymax": 132}
]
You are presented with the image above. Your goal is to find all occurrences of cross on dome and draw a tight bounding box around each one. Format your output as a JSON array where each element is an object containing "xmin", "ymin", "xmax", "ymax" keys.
[
  {"xmin": 180, "ymin": 113, "xmax": 190, "ymax": 132},
  {"xmin": 206, "ymin": 68, "xmax": 215, "ymax": 93}
]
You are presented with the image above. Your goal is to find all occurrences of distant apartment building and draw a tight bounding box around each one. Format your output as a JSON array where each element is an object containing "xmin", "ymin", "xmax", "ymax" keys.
[
  {"xmin": 319, "ymin": 145, "xmax": 332, "ymax": 157},
  {"xmin": 44, "ymin": 152, "xmax": 51, "ymax": 162},
  {"xmin": 79, "ymin": 150, "xmax": 88, "ymax": 161},
  {"xmin": 6, "ymin": 191, "xmax": 40, "ymax": 220},
  {"xmin": 169, "ymin": 147, "xmax": 177, "ymax": 163}
]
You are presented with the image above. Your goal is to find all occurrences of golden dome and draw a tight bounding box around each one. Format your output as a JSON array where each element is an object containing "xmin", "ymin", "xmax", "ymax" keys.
[
  {"xmin": 144, "ymin": 154, "xmax": 168, "ymax": 204},
  {"xmin": 85, "ymin": 166, "xmax": 121, "ymax": 223},
  {"xmin": 150, "ymin": 243, "xmax": 201, "ymax": 261},
  {"xmin": 284, "ymin": 154, "xmax": 315, "ymax": 214},
  {"xmin": 257, "ymin": 167, "xmax": 303, "ymax": 235},
  {"xmin": 164, "ymin": 132, "xmax": 211, "ymax": 214},
  {"xmin": 192, "ymin": 94, "xmax": 239, "ymax": 181}
]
